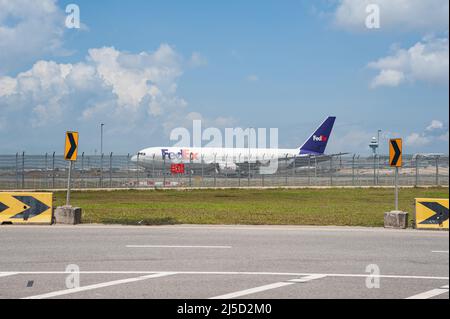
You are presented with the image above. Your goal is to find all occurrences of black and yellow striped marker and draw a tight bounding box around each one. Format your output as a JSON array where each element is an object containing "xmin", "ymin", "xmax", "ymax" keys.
[{"xmin": 64, "ymin": 131, "xmax": 79, "ymax": 161}]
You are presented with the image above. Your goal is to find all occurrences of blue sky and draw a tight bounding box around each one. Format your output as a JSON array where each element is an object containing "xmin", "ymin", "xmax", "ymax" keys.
[{"xmin": 0, "ymin": 0, "xmax": 448, "ymax": 155}]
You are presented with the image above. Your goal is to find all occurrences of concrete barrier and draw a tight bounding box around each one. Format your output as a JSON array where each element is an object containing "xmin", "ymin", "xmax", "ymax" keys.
[
  {"xmin": 54, "ymin": 206, "xmax": 82, "ymax": 225},
  {"xmin": 384, "ymin": 211, "xmax": 408, "ymax": 229}
]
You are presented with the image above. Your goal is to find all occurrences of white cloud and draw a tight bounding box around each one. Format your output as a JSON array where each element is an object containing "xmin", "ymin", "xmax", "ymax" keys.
[
  {"xmin": 188, "ymin": 52, "xmax": 208, "ymax": 68},
  {"xmin": 0, "ymin": 43, "xmax": 235, "ymax": 149},
  {"xmin": 405, "ymin": 133, "xmax": 431, "ymax": 147},
  {"xmin": 406, "ymin": 120, "xmax": 449, "ymax": 147},
  {"xmin": 0, "ymin": 44, "xmax": 199, "ymax": 129},
  {"xmin": 246, "ymin": 74, "xmax": 259, "ymax": 82},
  {"xmin": 0, "ymin": 0, "xmax": 67, "ymax": 75},
  {"xmin": 426, "ymin": 120, "xmax": 444, "ymax": 131},
  {"xmin": 370, "ymin": 70, "xmax": 404, "ymax": 88},
  {"xmin": 334, "ymin": 0, "xmax": 449, "ymax": 32},
  {"xmin": 368, "ymin": 37, "xmax": 449, "ymax": 88}
]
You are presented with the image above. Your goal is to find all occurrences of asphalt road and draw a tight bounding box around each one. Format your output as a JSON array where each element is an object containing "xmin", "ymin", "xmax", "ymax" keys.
[{"xmin": 0, "ymin": 225, "xmax": 448, "ymax": 299}]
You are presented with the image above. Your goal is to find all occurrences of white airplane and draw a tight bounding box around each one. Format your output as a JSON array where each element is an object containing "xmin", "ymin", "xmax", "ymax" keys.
[{"xmin": 131, "ymin": 116, "xmax": 337, "ymax": 174}]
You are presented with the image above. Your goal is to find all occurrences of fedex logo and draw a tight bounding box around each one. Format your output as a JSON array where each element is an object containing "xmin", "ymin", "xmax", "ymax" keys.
[
  {"xmin": 161, "ymin": 149, "xmax": 199, "ymax": 160},
  {"xmin": 313, "ymin": 135, "xmax": 328, "ymax": 142}
]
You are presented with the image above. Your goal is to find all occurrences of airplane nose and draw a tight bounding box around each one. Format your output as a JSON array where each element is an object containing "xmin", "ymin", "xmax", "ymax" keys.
[{"xmin": 130, "ymin": 155, "xmax": 138, "ymax": 162}]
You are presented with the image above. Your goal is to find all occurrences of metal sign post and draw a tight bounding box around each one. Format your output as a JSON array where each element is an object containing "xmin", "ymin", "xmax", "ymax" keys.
[
  {"xmin": 389, "ymin": 138, "xmax": 402, "ymax": 211},
  {"xmin": 66, "ymin": 161, "xmax": 73, "ymax": 206},
  {"xmin": 395, "ymin": 166, "xmax": 399, "ymax": 211}
]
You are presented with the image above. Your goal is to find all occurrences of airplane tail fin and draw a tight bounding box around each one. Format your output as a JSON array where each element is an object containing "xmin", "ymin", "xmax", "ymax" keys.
[{"xmin": 299, "ymin": 116, "xmax": 336, "ymax": 155}]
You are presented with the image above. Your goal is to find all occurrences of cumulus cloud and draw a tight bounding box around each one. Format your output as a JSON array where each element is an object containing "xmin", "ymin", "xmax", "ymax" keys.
[
  {"xmin": 0, "ymin": 44, "xmax": 193, "ymax": 128},
  {"xmin": 0, "ymin": 0, "xmax": 67, "ymax": 75},
  {"xmin": 334, "ymin": 0, "xmax": 449, "ymax": 32},
  {"xmin": 368, "ymin": 37, "xmax": 449, "ymax": 88},
  {"xmin": 405, "ymin": 133, "xmax": 431, "ymax": 147},
  {"xmin": 0, "ymin": 44, "xmax": 236, "ymax": 151},
  {"xmin": 427, "ymin": 120, "xmax": 444, "ymax": 131},
  {"xmin": 188, "ymin": 52, "xmax": 208, "ymax": 68},
  {"xmin": 406, "ymin": 120, "xmax": 449, "ymax": 147},
  {"xmin": 246, "ymin": 75, "xmax": 259, "ymax": 82}
]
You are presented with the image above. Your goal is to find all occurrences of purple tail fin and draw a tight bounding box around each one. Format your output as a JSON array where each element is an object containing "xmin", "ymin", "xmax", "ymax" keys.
[{"xmin": 299, "ymin": 117, "xmax": 336, "ymax": 155}]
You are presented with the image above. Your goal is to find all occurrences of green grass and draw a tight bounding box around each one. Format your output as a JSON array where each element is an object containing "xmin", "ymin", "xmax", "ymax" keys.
[{"xmin": 53, "ymin": 187, "xmax": 449, "ymax": 227}]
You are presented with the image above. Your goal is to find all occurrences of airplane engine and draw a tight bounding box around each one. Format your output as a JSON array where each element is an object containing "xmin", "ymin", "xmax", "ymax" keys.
[{"xmin": 218, "ymin": 162, "xmax": 238, "ymax": 174}]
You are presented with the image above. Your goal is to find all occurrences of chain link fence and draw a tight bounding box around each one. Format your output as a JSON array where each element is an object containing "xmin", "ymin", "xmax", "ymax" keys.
[{"xmin": 0, "ymin": 153, "xmax": 448, "ymax": 190}]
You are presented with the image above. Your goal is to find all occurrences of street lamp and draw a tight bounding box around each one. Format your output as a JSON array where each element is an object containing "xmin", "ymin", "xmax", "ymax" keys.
[
  {"xmin": 369, "ymin": 130, "xmax": 382, "ymax": 185},
  {"xmin": 100, "ymin": 123, "xmax": 105, "ymax": 156}
]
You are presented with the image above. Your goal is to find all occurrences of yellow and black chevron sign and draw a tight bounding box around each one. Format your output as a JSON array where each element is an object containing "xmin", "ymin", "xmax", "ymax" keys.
[
  {"xmin": 64, "ymin": 131, "xmax": 79, "ymax": 161},
  {"xmin": 415, "ymin": 198, "xmax": 449, "ymax": 230},
  {"xmin": 0, "ymin": 192, "xmax": 53, "ymax": 225}
]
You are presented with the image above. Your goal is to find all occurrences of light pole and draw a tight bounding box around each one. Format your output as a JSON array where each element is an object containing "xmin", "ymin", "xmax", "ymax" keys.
[
  {"xmin": 100, "ymin": 123, "xmax": 105, "ymax": 156},
  {"xmin": 369, "ymin": 130, "xmax": 381, "ymax": 185},
  {"xmin": 377, "ymin": 130, "xmax": 381, "ymax": 184}
]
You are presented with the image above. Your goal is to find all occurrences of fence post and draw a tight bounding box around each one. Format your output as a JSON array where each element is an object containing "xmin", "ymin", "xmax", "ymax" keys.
[
  {"xmin": 352, "ymin": 154, "xmax": 355, "ymax": 186},
  {"xmin": 152, "ymin": 154, "xmax": 155, "ymax": 178},
  {"xmin": 81, "ymin": 152, "xmax": 85, "ymax": 189},
  {"xmin": 329, "ymin": 156, "xmax": 333, "ymax": 186},
  {"xmin": 44, "ymin": 153, "xmax": 48, "ymax": 189},
  {"xmin": 292, "ymin": 155, "xmax": 296, "ymax": 186},
  {"xmin": 52, "ymin": 152, "xmax": 55, "ymax": 189},
  {"xmin": 15, "ymin": 152, "xmax": 19, "ymax": 189},
  {"xmin": 248, "ymin": 154, "xmax": 251, "ymax": 187},
  {"xmin": 373, "ymin": 154, "xmax": 376, "ymax": 186},
  {"xmin": 162, "ymin": 156, "xmax": 166, "ymax": 187},
  {"xmin": 137, "ymin": 153, "xmax": 141, "ymax": 187},
  {"xmin": 225, "ymin": 155, "xmax": 228, "ymax": 187},
  {"xmin": 314, "ymin": 156, "xmax": 318, "ymax": 178},
  {"xmin": 109, "ymin": 152, "xmax": 113, "ymax": 188},
  {"xmin": 201, "ymin": 155, "xmax": 205, "ymax": 187},
  {"xmin": 285, "ymin": 154, "xmax": 288, "ymax": 186},
  {"xmin": 376, "ymin": 154, "xmax": 380, "ymax": 186},
  {"xmin": 126, "ymin": 153, "xmax": 130, "ymax": 186},
  {"xmin": 435, "ymin": 156, "xmax": 440, "ymax": 186},
  {"xmin": 21, "ymin": 151, "xmax": 25, "ymax": 189},
  {"xmin": 100, "ymin": 153, "xmax": 104, "ymax": 188},
  {"xmin": 308, "ymin": 155, "xmax": 311, "ymax": 186},
  {"xmin": 415, "ymin": 155, "xmax": 419, "ymax": 187},
  {"xmin": 189, "ymin": 153, "xmax": 193, "ymax": 188},
  {"xmin": 238, "ymin": 154, "xmax": 241, "ymax": 187},
  {"xmin": 214, "ymin": 154, "xmax": 217, "ymax": 188}
]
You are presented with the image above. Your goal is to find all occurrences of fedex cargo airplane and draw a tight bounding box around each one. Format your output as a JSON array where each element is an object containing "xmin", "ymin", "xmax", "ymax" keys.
[{"xmin": 131, "ymin": 116, "xmax": 337, "ymax": 174}]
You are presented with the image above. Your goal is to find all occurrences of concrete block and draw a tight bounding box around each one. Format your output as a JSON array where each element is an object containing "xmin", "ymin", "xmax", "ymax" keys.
[
  {"xmin": 54, "ymin": 206, "xmax": 82, "ymax": 225},
  {"xmin": 384, "ymin": 211, "xmax": 408, "ymax": 229}
]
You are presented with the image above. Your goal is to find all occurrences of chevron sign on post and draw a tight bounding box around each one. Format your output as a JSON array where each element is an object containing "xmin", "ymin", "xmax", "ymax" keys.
[
  {"xmin": 64, "ymin": 132, "xmax": 79, "ymax": 161},
  {"xmin": 0, "ymin": 192, "xmax": 53, "ymax": 224},
  {"xmin": 389, "ymin": 138, "xmax": 403, "ymax": 211},
  {"xmin": 64, "ymin": 131, "xmax": 79, "ymax": 206}
]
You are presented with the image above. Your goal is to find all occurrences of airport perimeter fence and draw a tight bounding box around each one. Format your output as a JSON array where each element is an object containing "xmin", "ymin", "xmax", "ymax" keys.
[{"xmin": 0, "ymin": 153, "xmax": 448, "ymax": 190}]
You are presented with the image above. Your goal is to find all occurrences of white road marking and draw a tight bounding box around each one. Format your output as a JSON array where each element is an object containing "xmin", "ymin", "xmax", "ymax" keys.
[
  {"xmin": 7, "ymin": 224, "xmax": 449, "ymax": 235},
  {"xmin": 126, "ymin": 245, "xmax": 232, "ymax": 249},
  {"xmin": 1, "ymin": 271, "xmax": 447, "ymax": 280},
  {"xmin": 210, "ymin": 282, "xmax": 294, "ymax": 299},
  {"xmin": 22, "ymin": 272, "xmax": 175, "ymax": 299},
  {"xmin": 432, "ymin": 250, "xmax": 449, "ymax": 253},
  {"xmin": 0, "ymin": 272, "xmax": 17, "ymax": 278},
  {"xmin": 406, "ymin": 286, "xmax": 449, "ymax": 299},
  {"xmin": 210, "ymin": 274, "xmax": 327, "ymax": 299},
  {"xmin": 288, "ymin": 274, "xmax": 327, "ymax": 283}
]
